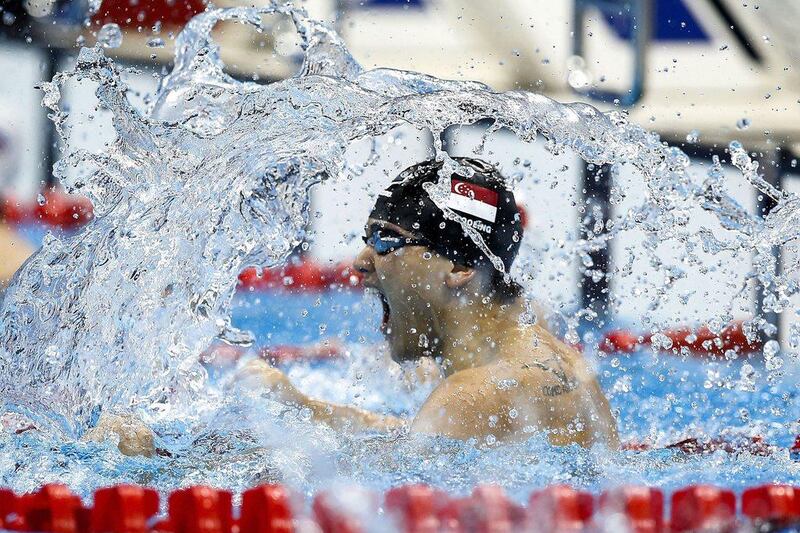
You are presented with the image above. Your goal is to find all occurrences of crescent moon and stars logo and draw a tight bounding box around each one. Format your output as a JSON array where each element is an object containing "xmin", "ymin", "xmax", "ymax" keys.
[{"xmin": 453, "ymin": 181, "xmax": 476, "ymax": 200}]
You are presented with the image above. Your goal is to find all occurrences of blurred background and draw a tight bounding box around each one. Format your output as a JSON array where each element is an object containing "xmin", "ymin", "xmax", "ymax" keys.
[{"xmin": 0, "ymin": 0, "xmax": 798, "ymax": 346}]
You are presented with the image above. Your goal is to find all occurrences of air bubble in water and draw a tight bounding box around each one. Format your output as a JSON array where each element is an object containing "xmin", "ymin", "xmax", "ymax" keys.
[
  {"xmin": 36, "ymin": 193, "xmax": 46, "ymax": 206},
  {"xmin": 685, "ymin": 130, "xmax": 699, "ymax": 143},
  {"xmin": 736, "ymin": 117, "xmax": 751, "ymax": 130},
  {"xmin": 147, "ymin": 37, "xmax": 165, "ymax": 49},
  {"xmin": 97, "ymin": 23, "xmax": 123, "ymax": 49}
]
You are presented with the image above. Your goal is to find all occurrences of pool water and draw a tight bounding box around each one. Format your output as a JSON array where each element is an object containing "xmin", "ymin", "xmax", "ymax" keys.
[{"xmin": 3, "ymin": 289, "xmax": 796, "ymax": 502}]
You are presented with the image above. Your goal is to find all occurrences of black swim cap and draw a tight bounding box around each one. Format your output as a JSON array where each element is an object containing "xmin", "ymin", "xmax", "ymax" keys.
[{"xmin": 368, "ymin": 157, "xmax": 523, "ymax": 271}]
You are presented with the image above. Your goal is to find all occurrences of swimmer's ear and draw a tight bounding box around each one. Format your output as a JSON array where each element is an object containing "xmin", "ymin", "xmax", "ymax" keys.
[{"xmin": 445, "ymin": 263, "xmax": 476, "ymax": 289}]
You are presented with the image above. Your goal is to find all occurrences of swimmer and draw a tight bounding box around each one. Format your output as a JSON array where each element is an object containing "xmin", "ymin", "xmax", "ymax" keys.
[{"xmin": 243, "ymin": 157, "xmax": 619, "ymax": 448}]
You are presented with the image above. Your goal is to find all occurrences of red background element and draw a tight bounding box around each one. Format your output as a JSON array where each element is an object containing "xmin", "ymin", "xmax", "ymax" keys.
[{"xmin": 91, "ymin": 0, "xmax": 207, "ymax": 29}]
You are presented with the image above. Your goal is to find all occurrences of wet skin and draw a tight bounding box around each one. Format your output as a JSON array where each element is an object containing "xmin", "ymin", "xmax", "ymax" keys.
[{"xmin": 243, "ymin": 218, "xmax": 620, "ymax": 448}]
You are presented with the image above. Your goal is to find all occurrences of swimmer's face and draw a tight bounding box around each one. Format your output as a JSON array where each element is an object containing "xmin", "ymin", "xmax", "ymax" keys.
[{"xmin": 354, "ymin": 218, "xmax": 474, "ymax": 363}]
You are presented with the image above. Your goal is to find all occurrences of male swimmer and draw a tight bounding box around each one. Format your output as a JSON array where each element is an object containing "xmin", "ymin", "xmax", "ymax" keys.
[
  {"xmin": 243, "ymin": 157, "xmax": 619, "ymax": 448},
  {"xmin": 83, "ymin": 157, "xmax": 618, "ymax": 455}
]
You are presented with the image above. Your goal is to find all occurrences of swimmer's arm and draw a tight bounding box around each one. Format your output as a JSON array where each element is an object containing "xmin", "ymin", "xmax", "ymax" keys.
[
  {"xmin": 82, "ymin": 412, "xmax": 156, "ymax": 457},
  {"xmin": 237, "ymin": 360, "xmax": 406, "ymax": 432},
  {"xmin": 302, "ymin": 397, "xmax": 406, "ymax": 432}
]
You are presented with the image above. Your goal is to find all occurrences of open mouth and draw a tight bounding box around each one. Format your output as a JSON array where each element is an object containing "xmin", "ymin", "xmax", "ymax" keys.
[
  {"xmin": 364, "ymin": 284, "xmax": 391, "ymax": 335},
  {"xmin": 379, "ymin": 292, "xmax": 391, "ymax": 334}
]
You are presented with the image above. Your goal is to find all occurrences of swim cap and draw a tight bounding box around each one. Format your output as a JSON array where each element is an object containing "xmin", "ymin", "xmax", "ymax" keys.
[{"xmin": 368, "ymin": 157, "xmax": 523, "ymax": 271}]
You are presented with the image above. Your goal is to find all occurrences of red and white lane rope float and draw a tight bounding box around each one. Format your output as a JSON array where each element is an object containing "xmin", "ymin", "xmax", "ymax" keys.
[
  {"xmin": 600, "ymin": 320, "xmax": 763, "ymax": 359},
  {"xmin": 237, "ymin": 263, "xmax": 362, "ymax": 293},
  {"xmin": 0, "ymin": 482, "xmax": 798, "ymax": 533},
  {"xmin": 200, "ymin": 341, "xmax": 345, "ymax": 368},
  {"xmin": 1, "ymin": 191, "xmax": 94, "ymax": 231}
]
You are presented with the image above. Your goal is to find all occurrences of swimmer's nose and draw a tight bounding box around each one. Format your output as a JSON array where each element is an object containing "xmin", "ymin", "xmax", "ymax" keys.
[{"xmin": 354, "ymin": 245, "xmax": 375, "ymax": 275}]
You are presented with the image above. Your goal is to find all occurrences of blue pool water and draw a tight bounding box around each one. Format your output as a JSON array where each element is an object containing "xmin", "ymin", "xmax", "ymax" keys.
[
  {"xmin": 1, "ymin": 289, "xmax": 798, "ymax": 501},
  {"xmin": 232, "ymin": 290, "xmax": 799, "ymax": 443}
]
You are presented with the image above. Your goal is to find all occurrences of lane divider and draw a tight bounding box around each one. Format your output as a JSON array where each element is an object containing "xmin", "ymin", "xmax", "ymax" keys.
[
  {"xmin": 600, "ymin": 320, "xmax": 762, "ymax": 358},
  {"xmin": 200, "ymin": 341, "xmax": 345, "ymax": 368},
  {"xmin": 1, "ymin": 482, "xmax": 798, "ymax": 533},
  {"xmin": 237, "ymin": 263, "xmax": 362, "ymax": 292},
  {"xmin": 622, "ymin": 435, "xmax": 776, "ymax": 457},
  {"xmin": 1, "ymin": 191, "xmax": 94, "ymax": 230}
]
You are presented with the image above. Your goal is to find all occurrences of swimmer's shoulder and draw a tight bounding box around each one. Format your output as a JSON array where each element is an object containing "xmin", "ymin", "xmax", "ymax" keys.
[
  {"xmin": 506, "ymin": 323, "xmax": 596, "ymax": 383},
  {"xmin": 410, "ymin": 366, "xmax": 508, "ymax": 440}
]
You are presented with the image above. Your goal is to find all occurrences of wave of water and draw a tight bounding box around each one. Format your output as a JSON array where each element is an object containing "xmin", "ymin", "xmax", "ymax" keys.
[{"xmin": 0, "ymin": 1, "xmax": 798, "ymax": 495}]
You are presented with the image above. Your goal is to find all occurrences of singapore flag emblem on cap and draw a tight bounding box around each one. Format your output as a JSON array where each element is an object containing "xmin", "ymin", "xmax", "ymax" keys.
[{"xmin": 447, "ymin": 178, "xmax": 498, "ymax": 223}]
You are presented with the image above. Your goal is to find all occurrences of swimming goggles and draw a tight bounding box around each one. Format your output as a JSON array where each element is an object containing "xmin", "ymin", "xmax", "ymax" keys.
[{"xmin": 362, "ymin": 228, "xmax": 429, "ymax": 255}]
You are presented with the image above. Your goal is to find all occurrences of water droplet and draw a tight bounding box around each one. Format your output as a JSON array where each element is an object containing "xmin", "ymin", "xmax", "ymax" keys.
[
  {"xmin": 147, "ymin": 37, "xmax": 165, "ymax": 49},
  {"xmin": 685, "ymin": 130, "xmax": 699, "ymax": 143},
  {"xmin": 37, "ymin": 194, "xmax": 46, "ymax": 206},
  {"xmin": 764, "ymin": 339, "xmax": 780, "ymax": 358},
  {"xmin": 97, "ymin": 23, "xmax": 123, "ymax": 49},
  {"xmin": 496, "ymin": 378, "xmax": 518, "ymax": 391}
]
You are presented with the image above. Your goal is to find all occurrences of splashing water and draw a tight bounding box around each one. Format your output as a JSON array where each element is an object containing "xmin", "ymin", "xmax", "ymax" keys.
[
  {"xmin": 0, "ymin": 2, "xmax": 799, "ymax": 496},
  {"xmin": 96, "ymin": 23, "xmax": 123, "ymax": 49}
]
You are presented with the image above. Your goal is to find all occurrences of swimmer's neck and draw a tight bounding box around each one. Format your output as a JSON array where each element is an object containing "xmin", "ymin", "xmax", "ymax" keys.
[{"xmin": 435, "ymin": 294, "xmax": 528, "ymax": 377}]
